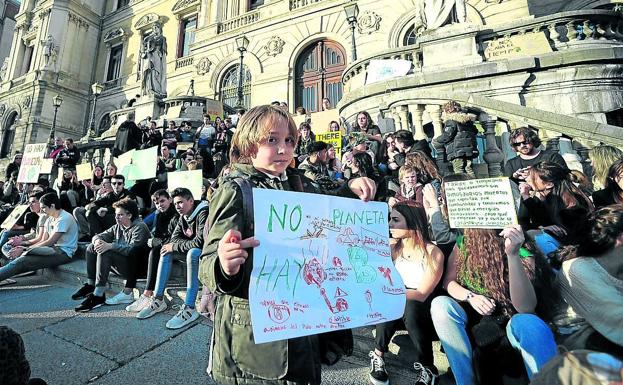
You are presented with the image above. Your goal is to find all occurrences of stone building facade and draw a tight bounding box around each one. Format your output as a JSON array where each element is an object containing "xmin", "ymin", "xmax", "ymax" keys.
[{"xmin": 0, "ymin": 0, "xmax": 622, "ymax": 163}]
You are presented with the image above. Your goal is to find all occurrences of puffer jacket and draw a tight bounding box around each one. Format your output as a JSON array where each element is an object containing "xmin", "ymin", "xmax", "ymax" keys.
[
  {"xmin": 199, "ymin": 164, "xmax": 357, "ymax": 385},
  {"xmin": 435, "ymin": 111, "xmax": 479, "ymax": 160}
]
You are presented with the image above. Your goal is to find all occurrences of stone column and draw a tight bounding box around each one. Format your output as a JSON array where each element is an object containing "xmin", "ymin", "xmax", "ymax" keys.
[
  {"xmin": 428, "ymin": 105, "xmax": 443, "ymax": 139},
  {"xmin": 411, "ymin": 104, "xmax": 426, "ymax": 139},
  {"xmin": 397, "ymin": 105, "xmax": 410, "ymax": 132},
  {"xmin": 575, "ymin": 146, "xmax": 593, "ymax": 185},
  {"xmin": 482, "ymin": 117, "xmax": 504, "ymax": 177},
  {"xmin": 391, "ymin": 106, "xmax": 403, "ymax": 131}
]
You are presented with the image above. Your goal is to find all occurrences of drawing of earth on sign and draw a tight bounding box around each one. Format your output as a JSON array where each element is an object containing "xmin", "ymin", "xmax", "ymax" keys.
[{"xmin": 249, "ymin": 189, "xmax": 406, "ymax": 344}]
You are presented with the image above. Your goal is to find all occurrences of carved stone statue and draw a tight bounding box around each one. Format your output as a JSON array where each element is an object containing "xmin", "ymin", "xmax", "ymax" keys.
[
  {"xmin": 140, "ymin": 22, "xmax": 167, "ymax": 98},
  {"xmin": 41, "ymin": 35, "xmax": 56, "ymax": 68},
  {"xmin": 414, "ymin": 0, "xmax": 467, "ymax": 33},
  {"xmin": 0, "ymin": 58, "xmax": 8, "ymax": 82}
]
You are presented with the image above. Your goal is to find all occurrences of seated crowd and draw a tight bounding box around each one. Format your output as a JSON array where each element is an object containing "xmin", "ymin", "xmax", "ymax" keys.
[{"xmin": 0, "ymin": 101, "xmax": 622, "ymax": 385}]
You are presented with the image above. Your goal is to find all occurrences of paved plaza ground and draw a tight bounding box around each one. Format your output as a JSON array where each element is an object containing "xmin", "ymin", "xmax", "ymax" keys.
[{"xmin": 1, "ymin": 275, "xmax": 452, "ymax": 385}]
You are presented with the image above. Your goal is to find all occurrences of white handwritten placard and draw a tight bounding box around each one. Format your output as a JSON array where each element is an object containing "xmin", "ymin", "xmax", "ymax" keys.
[
  {"xmin": 445, "ymin": 177, "xmax": 518, "ymax": 229},
  {"xmin": 249, "ymin": 189, "xmax": 406, "ymax": 344}
]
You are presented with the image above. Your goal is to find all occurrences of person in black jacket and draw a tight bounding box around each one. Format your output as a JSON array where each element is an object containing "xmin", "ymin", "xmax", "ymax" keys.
[
  {"xmin": 140, "ymin": 120, "xmax": 163, "ymax": 150},
  {"xmin": 433, "ymin": 101, "xmax": 479, "ymax": 177},
  {"xmin": 113, "ymin": 112, "xmax": 143, "ymax": 157},
  {"xmin": 136, "ymin": 187, "xmax": 208, "ymax": 329},
  {"xmin": 125, "ymin": 189, "xmax": 179, "ymax": 313},
  {"xmin": 54, "ymin": 139, "xmax": 81, "ymax": 169},
  {"xmin": 390, "ymin": 130, "xmax": 432, "ymax": 176},
  {"xmin": 592, "ymin": 158, "xmax": 623, "ymax": 208},
  {"xmin": 4, "ymin": 153, "xmax": 22, "ymax": 181},
  {"xmin": 85, "ymin": 174, "xmax": 136, "ymax": 237}
]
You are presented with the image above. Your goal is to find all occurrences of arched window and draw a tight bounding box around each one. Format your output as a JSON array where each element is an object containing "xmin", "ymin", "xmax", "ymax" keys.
[
  {"xmin": 220, "ymin": 64, "xmax": 251, "ymax": 109},
  {"xmin": 0, "ymin": 112, "xmax": 18, "ymax": 158},
  {"xmin": 403, "ymin": 25, "xmax": 417, "ymax": 46},
  {"xmin": 295, "ymin": 40, "xmax": 346, "ymax": 113},
  {"xmin": 98, "ymin": 113, "xmax": 111, "ymax": 135}
]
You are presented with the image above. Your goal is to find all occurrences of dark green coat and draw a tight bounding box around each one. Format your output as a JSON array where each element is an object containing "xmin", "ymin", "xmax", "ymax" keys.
[{"xmin": 200, "ymin": 164, "xmax": 356, "ymax": 385}]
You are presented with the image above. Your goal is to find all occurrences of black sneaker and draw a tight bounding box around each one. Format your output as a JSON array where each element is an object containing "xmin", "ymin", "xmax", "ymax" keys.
[
  {"xmin": 413, "ymin": 362, "xmax": 437, "ymax": 385},
  {"xmin": 75, "ymin": 294, "xmax": 106, "ymax": 312},
  {"xmin": 368, "ymin": 351, "xmax": 389, "ymax": 385},
  {"xmin": 71, "ymin": 283, "xmax": 95, "ymax": 300}
]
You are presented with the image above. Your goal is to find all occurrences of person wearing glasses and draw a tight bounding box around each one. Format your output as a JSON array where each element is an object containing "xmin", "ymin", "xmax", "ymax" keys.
[
  {"xmin": 85, "ymin": 175, "xmax": 136, "ymax": 237},
  {"xmin": 0, "ymin": 193, "xmax": 78, "ymax": 283},
  {"xmin": 504, "ymin": 127, "xmax": 566, "ymax": 184}
]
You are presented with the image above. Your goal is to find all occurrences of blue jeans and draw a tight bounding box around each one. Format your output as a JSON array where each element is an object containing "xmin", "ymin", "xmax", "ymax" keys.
[
  {"xmin": 154, "ymin": 248, "xmax": 201, "ymax": 308},
  {"xmin": 430, "ymin": 296, "xmax": 557, "ymax": 385}
]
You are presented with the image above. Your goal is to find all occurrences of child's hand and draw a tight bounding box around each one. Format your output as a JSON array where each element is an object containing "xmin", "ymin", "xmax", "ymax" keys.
[
  {"xmin": 347, "ymin": 177, "xmax": 377, "ymax": 202},
  {"xmin": 218, "ymin": 229, "xmax": 260, "ymax": 276}
]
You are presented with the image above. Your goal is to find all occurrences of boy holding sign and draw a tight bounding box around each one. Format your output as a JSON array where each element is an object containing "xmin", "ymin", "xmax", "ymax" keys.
[{"xmin": 199, "ymin": 105, "xmax": 376, "ymax": 385}]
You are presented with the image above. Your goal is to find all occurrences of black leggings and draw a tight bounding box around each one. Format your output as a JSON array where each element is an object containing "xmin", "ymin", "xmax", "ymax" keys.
[
  {"xmin": 145, "ymin": 245, "xmax": 162, "ymax": 291},
  {"xmin": 374, "ymin": 299, "xmax": 435, "ymax": 367}
]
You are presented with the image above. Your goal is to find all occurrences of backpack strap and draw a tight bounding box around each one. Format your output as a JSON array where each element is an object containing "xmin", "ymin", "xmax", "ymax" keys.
[{"xmin": 232, "ymin": 176, "xmax": 254, "ymax": 236}]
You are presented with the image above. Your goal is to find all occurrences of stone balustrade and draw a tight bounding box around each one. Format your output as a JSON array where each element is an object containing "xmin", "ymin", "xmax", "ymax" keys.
[
  {"xmin": 289, "ymin": 0, "xmax": 326, "ymax": 11},
  {"xmin": 175, "ymin": 56, "xmax": 195, "ymax": 70},
  {"xmin": 217, "ymin": 11, "xmax": 260, "ymax": 34}
]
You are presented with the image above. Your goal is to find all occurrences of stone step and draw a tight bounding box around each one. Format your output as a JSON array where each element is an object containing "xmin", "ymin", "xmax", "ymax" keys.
[{"xmin": 42, "ymin": 258, "xmax": 455, "ymax": 384}]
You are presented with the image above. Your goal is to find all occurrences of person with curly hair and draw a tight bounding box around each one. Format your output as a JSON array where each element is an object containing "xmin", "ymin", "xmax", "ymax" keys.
[
  {"xmin": 368, "ymin": 203, "xmax": 444, "ymax": 385},
  {"xmin": 430, "ymin": 225, "xmax": 557, "ymax": 385},
  {"xmin": 504, "ymin": 127, "xmax": 566, "ymax": 184},
  {"xmin": 592, "ymin": 158, "xmax": 623, "ymax": 208},
  {"xmin": 0, "ymin": 326, "xmax": 47, "ymax": 385},
  {"xmin": 589, "ymin": 145, "xmax": 623, "ymax": 191}
]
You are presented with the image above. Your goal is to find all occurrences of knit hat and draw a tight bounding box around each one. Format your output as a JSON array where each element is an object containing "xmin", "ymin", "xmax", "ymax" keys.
[{"xmin": 0, "ymin": 326, "xmax": 31, "ymax": 385}]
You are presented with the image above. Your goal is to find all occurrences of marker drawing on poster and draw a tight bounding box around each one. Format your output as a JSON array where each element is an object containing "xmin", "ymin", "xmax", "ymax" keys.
[{"xmin": 249, "ymin": 189, "xmax": 406, "ymax": 344}]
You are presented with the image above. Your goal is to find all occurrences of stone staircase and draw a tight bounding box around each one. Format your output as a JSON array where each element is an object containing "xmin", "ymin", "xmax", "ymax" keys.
[{"xmin": 38, "ymin": 242, "xmax": 454, "ymax": 384}]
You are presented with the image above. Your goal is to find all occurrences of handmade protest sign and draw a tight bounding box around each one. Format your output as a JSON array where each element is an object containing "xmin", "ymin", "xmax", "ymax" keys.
[
  {"xmin": 1, "ymin": 205, "xmax": 29, "ymax": 230},
  {"xmin": 75, "ymin": 163, "xmax": 93, "ymax": 181},
  {"xmin": 114, "ymin": 149, "xmax": 135, "ymax": 189},
  {"xmin": 445, "ymin": 177, "xmax": 518, "ymax": 229},
  {"xmin": 17, "ymin": 143, "xmax": 48, "ymax": 183},
  {"xmin": 308, "ymin": 110, "xmax": 340, "ymax": 133},
  {"xmin": 249, "ymin": 189, "xmax": 406, "ymax": 344},
  {"xmin": 176, "ymin": 142, "xmax": 194, "ymax": 152},
  {"xmin": 315, "ymin": 131, "xmax": 343, "ymax": 158},
  {"xmin": 39, "ymin": 158, "xmax": 54, "ymax": 174},
  {"xmin": 129, "ymin": 146, "xmax": 158, "ymax": 180},
  {"xmin": 167, "ymin": 170, "xmax": 202, "ymax": 200}
]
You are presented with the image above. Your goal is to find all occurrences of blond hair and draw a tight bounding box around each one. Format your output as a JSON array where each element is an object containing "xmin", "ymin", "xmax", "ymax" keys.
[
  {"xmin": 229, "ymin": 105, "xmax": 299, "ymax": 164},
  {"xmin": 590, "ymin": 145, "xmax": 623, "ymax": 190}
]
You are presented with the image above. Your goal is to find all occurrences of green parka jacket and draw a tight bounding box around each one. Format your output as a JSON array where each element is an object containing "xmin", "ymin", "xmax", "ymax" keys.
[{"xmin": 199, "ymin": 163, "xmax": 358, "ymax": 385}]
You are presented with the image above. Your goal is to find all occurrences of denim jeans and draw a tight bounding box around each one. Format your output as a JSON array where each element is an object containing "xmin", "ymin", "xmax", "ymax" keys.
[
  {"xmin": 0, "ymin": 246, "xmax": 70, "ymax": 281},
  {"xmin": 430, "ymin": 296, "xmax": 557, "ymax": 385},
  {"xmin": 154, "ymin": 248, "xmax": 201, "ymax": 308}
]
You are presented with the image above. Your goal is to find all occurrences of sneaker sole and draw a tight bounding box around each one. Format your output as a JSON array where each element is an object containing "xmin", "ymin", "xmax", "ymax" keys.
[
  {"xmin": 165, "ymin": 313, "xmax": 200, "ymax": 330},
  {"xmin": 368, "ymin": 374, "xmax": 389, "ymax": 385},
  {"xmin": 136, "ymin": 306, "xmax": 167, "ymax": 320},
  {"xmin": 105, "ymin": 299, "xmax": 135, "ymax": 306},
  {"xmin": 75, "ymin": 303, "xmax": 104, "ymax": 313}
]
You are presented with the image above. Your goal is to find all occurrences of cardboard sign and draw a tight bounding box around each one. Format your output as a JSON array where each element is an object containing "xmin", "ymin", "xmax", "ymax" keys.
[
  {"xmin": 445, "ymin": 177, "xmax": 518, "ymax": 229},
  {"xmin": 308, "ymin": 110, "xmax": 341, "ymax": 133},
  {"xmin": 113, "ymin": 149, "xmax": 135, "ymax": 189},
  {"xmin": 484, "ymin": 31, "xmax": 553, "ymax": 61},
  {"xmin": 167, "ymin": 170, "xmax": 203, "ymax": 200},
  {"xmin": 249, "ymin": 189, "xmax": 406, "ymax": 344},
  {"xmin": 176, "ymin": 142, "xmax": 195, "ymax": 152},
  {"xmin": 17, "ymin": 143, "xmax": 48, "ymax": 183},
  {"xmin": 39, "ymin": 158, "xmax": 54, "ymax": 174},
  {"xmin": 1, "ymin": 205, "xmax": 29, "ymax": 230},
  {"xmin": 129, "ymin": 146, "xmax": 158, "ymax": 180},
  {"xmin": 206, "ymin": 99, "xmax": 224, "ymax": 121},
  {"xmin": 76, "ymin": 163, "xmax": 93, "ymax": 181},
  {"xmin": 315, "ymin": 131, "xmax": 343, "ymax": 158}
]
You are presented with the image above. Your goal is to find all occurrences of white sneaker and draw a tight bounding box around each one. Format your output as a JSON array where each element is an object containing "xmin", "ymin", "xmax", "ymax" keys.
[
  {"xmin": 125, "ymin": 294, "xmax": 151, "ymax": 312},
  {"xmin": 136, "ymin": 297, "xmax": 167, "ymax": 319},
  {"xmin": 105, "ymin": 291, "xmax": 134, "ymax": 305},
  {"xmin": 166, "ymin": 305, "xmax": 199, "ymax": 329}
]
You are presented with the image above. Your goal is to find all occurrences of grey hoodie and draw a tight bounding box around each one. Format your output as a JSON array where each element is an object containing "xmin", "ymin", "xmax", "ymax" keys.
[{"xmin": 94, "ymin": 218, "xmax": 150, "ymax": 256}]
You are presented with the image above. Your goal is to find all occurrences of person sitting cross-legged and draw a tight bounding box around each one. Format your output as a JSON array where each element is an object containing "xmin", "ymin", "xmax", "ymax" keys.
[
  {"xmin": 137, "ymin": 187, "xmax": 208, "ymax": 329},
  {"xmin": 73, "ymin": 198, "xmax": 150, "ymax": 312},
  {"xmin": 0, "ymin": 193, "xmax": 78, "ymax": 282}
]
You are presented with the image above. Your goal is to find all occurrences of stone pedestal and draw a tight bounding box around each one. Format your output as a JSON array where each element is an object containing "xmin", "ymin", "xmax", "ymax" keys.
[
  {"xmin": 420, "ymin": 25, "xmax": 482, "ymax": 71},
  {"xmin": 134, "ymin": 97, "xmax": 163, "ymax": 122}
]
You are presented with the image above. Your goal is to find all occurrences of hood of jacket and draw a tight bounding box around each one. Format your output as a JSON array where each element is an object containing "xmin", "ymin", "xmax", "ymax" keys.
[
  {"xmin": 442, "ymin": 111, "xmax": 477, "ymax": 124},
  {"xmin": 185, "ymin": 200, "xmax": 209, "ymax": 221}
]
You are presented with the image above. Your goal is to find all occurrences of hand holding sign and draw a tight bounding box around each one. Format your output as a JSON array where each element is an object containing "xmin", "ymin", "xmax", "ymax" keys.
[{"xmin": 218, "ymin": 229, "xmax": 260, "ymax": 276}]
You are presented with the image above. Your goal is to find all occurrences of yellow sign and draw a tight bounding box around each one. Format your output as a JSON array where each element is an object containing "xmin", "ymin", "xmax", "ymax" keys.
[
  {"xmin": 76, "ymin": 163, "xmax": 93, "ymax": 181},
  {"xmin": 206, "ymin": 99, "xmax": 224, "ymax": 121},
  {"xmin": 484, "ymin": 32, "xmax": 553, "ymax": 61},
  {"xmin": 315, "ymin": 131, "xmax": 343, "ymax": 158}
]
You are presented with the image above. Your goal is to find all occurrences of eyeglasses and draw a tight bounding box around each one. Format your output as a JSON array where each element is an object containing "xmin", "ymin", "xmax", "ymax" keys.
[{"xmin": 512, "ymin": 140, "xmax": 530, "ymax": 147}]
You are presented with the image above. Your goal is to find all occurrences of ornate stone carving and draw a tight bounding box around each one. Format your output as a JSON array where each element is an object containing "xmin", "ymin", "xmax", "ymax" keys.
[
  {"xmin": 104, "ymin": 28, "xmax": 128, "ymax": 47},
  {"xmin": 134, "ymin": 13, "xmax": 161, "ymax": 30},
  {"xmin": 357, "ymin": 11, "xmax": 382, "ymax": 34},
  {"xmin": 0, "ymin": 104, "xmax": 5, "ymax": 117},
  {"xmin": 0, "ymin": 58, "xmax": 8, "ymax": 82},
  {"xmin": 22, "ymin": 96, "xmax": 32, "ymax": 110},
  {"xmin": 41, "ymin": 35, "xmax": 58, "ymax": 68},
  {"xmin": 68, "ymin": 12, "xmax": 89, "ymax": 30},
  {"xmin": 172, "ymin": 0, "xmax": 200, "ymax": 14},
  {"xmin": 264, "ymin": 36, "xmax": 285, "ymax": 57},
  {"xmin": 196, "ymin": 57, "xmax": 212, "ymax": 75}
]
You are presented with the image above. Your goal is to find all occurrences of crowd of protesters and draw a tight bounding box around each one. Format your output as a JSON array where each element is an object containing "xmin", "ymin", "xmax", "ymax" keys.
[{"xmin": 1, "ymin": 100, "xmax": 622, "ymax": 385}]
